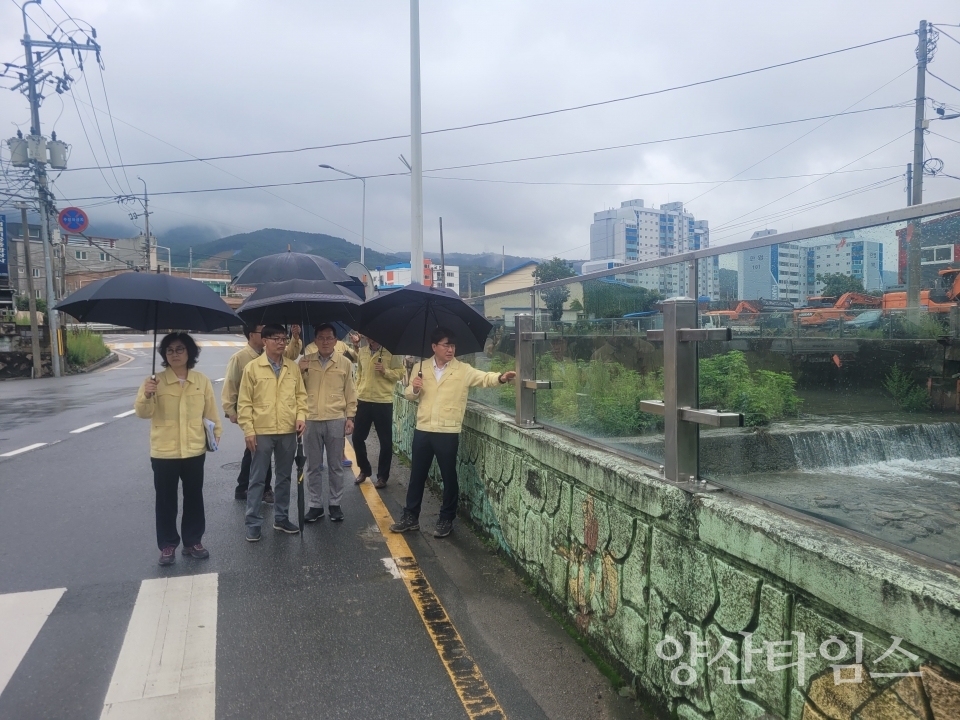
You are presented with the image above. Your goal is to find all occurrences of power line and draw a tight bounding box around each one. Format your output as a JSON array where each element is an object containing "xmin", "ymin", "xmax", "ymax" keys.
[
  {"xmin": 928, "ymin": 70, "xmax": 960, "ymax": 95},
  {"xmin": 58, "ymin": 30, "xmax": 916, "ymax": 175}
]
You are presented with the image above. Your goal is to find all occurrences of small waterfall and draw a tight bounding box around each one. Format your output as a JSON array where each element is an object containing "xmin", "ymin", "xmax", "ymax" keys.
[{"xmin": 787, "ymin": 423, "xmax": 960, "ymax": 469}]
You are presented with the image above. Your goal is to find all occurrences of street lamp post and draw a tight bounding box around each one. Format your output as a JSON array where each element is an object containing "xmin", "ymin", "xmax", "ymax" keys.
[{"xmin": 319, "ymin": 164, "xmax": 366, "ymax": 265}]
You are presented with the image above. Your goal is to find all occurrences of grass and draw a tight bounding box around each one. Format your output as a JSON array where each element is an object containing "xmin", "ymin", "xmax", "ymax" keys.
[{"xmin": 66, "ymin": 329, "xmax": 109, "ymax": 367}]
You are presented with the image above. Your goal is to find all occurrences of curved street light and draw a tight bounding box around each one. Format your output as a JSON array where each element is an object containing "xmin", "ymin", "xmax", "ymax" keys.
[{"xmin": 319, "ymin": 164, "xmax": 366, "ymax": 265}]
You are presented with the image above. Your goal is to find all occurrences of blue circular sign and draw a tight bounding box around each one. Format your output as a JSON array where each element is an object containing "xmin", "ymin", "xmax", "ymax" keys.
[{"xmin": 58, "ymin": 206, "xmax": 89, "ymax": 234}]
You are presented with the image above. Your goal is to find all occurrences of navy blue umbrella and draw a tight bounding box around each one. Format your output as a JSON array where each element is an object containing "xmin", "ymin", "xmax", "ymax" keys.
[
  {"xmin": 358, "ymin": 283, "xmax": 492, "ymax": 361},
  {"xmin": 233, "ymin": 251, "xmax": 365, "ymax": 300},
  {"xmin": 237, "ymin": 279, "xmax": 363, "ymax": 328},
  {"xmin": 55, "ymin": 271, "xmax": 241, "ymax": 375}
]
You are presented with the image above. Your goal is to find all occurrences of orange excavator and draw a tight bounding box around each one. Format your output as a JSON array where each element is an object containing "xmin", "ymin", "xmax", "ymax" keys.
[
  {"xmin": 703, "ymin": 300, "xmax": 761, "ymax": 326},
  {"xmin": 882, "ymin": 267, "xmax": 960, "ymax": 313},
  {"xmin": 794, "ymin": 292, "xmax": 881, "ymax": 327}
]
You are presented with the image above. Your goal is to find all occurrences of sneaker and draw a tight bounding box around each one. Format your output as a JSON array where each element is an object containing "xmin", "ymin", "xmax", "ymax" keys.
[
  {"xmin": 373, "ymin": 476, "xmax": 388, "ymax": 489},
  {"xmin": 274, "ymin": 518, "xmax": 300, "ymax": 534},
  {"xmin": 246, "ymin": 527, "xmax": 261, "ymax": 542},
  {"xmin": 263, "ymin": 489, "xmax": 275, "ymax": 504},
  {"xmin": 434, "ymin": 518, "xmax": 454, "ymax": 538},
  {"xmin": 329, "ymin": 505, "xmax": 344, "ymax": 522},
  {"xmin": 182, "ymin": 543, "xmax": 210, "ymax": 559},
  {"xmin": 304, "ymin": 507, "xmax": 325, "ymax": 523},
  {"xmin": 234, "ymin": 489, "xmax": 247, "ymax": 500},
  {"xmin": 390, "ymin": 511, "xmax": 419, "ymax": 533},
  {"xmin": 354, "ymin": 471, "xmax": 370, "ymax": 485},
  {"xmin": 158, "ymin": 546, "xmax": 176, "ymax": 565},
  {"xmin": 341, "ymin": 458, "xmax": 353, "ymax": 467}
]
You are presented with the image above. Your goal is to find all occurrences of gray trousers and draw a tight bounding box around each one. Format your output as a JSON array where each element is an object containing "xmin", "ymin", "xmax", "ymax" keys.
[
  {"xmin": 305, "ymin": 419, "xmax": 346, "ymax": 509},
  {"xmin": 245, "ymin": 433, "xmax": 296, "ymax": 530}
]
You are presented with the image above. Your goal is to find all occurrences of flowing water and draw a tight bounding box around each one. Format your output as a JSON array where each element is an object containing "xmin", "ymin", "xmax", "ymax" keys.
[{"xmin": 713, "ymin": 422, "xmax": 960, "ymax": 566}]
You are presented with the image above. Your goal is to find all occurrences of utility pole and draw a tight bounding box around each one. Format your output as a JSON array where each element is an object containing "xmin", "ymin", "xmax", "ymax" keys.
[
  {"xmin": 906, "ymin": 20, "xmax": 928, "ymax": 309},
  {"xmin": 438, "ymin": 217, "xmax": 446, "ymax": 289},
  {"xmin": 906, "ymin": 163, "xmax": 913, "ymax": 206},
  {"xmin": 17, "ymin": 203, "xmax": 42, "ymax": 378},
  {"xmin": 21, "ymin": 4, "xmax": 61, "ymax": 377},
  {"xmin": 140, "ymin": 177, "xmax": 151, "ymax": 270},
  {"xmin": 409, "ymin": 0, "xmax": 424, "ymax": 285},
  {"xmin": 189, "ymin": 247, "xmax": 193, "ymax": 278}
]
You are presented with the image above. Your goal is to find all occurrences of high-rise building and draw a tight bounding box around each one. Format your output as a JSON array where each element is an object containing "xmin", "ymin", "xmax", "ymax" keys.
[
  {"xmin": 588, "ymin": 199, "xmax": 718, "ymax": 299},
  {"xmin": 738, "ymin": 230, "xmax": 884, "ymax": 305},
  {"xmin": 371, "ymin": 259, "xmax": 460, "ymax": 295}
]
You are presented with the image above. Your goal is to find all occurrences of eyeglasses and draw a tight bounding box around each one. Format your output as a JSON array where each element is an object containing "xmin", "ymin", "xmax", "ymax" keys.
[
  {"xmin": 435, "ymin": 342, "xmax": 456, "ymax": 349},
  {"xmin": 264, "ymin": 336, "xmax": 288, "ymax": 343},
  {"xmin": 165, "ymin": 345, "xmax": 187, "ymax": 355}
]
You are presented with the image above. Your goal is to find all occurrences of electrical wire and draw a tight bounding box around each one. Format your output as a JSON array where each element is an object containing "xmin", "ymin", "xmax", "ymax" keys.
[
  {"xmin": 928, "ymin": 70, "xmax": 960, "ymax": 95},
  {"xmin": 710, "ymin": 131, "xmax": 913, "ymax": 232},
  {"xmin": 96, "ymin": 63, "xmax": 134, "ymax": 194},
  {"xmin": 79, "ymin": 67, "xmax": 125, "ymax": 193}
]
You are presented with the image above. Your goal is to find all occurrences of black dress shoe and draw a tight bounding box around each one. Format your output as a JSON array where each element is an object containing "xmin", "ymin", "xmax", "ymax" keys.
[{"xmin": 304, "ymin": 507, "xmax": 325, "ymax": 523}]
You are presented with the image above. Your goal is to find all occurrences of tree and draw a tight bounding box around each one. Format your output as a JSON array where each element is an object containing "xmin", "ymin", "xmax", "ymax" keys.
[
  {"xmin": 16, "ymin": 295, "xmax": 47, "ymax": 315},
  {"xmin": 534, "ymin": 258, "xmax": 576, "ymax": 321},
  {"xmin": 815, "ymin": 273, "xmax": 864, "ymax": 297},
  {"xmin": 583, "ymin": 280, "xmax": 661, "ymax": 318}
]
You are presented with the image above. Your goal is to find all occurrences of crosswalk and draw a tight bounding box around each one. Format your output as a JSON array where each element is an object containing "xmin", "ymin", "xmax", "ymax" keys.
[{"xmin": 0, "ymin": 575, "xmax": 218, "ymax": 720}]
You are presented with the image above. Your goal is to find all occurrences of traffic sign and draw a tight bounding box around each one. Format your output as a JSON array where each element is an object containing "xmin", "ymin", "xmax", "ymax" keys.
[{"xmin": 58, "ymin": 207, "xmax": 89, "ymax": 234}]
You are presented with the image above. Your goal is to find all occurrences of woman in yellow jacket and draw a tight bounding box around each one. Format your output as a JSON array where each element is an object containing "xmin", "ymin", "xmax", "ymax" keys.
[{"xmin": 135, "ymin": 332, "xmax": 222, "ymax": 566}]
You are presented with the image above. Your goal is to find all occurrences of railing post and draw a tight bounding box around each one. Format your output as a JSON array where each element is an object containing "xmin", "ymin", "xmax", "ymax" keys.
[
  {"xmin": 515, "ymin": 313, "xmax": 538, "ymax": 427},
  {"xmin": 663, "ymin": 297, "xmax": 699, "ymax": 482}
]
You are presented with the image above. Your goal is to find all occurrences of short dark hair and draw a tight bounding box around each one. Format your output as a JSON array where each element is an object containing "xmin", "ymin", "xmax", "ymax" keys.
[
  {"xmin": 242, "ymin": 324, "xmax": 262, "ymax": 339},
  {"xmin": 159, "ymin": 332, "xmax": 200, "ymax": 369},
  {"xmin": 431, "ymin": 327, "xmax": 455, "ymax": 346},
  {"xmin": 260, "ymin": 324, "xmax": 286, "ymax": 339},
  {"xmin": 314, "ymin": 323, "xmax": 337, "ymax": 338}
]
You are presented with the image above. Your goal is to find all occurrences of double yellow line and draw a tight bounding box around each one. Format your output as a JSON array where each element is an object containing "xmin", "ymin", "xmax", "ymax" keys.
[{"xmin": 343, "ymin": 442, "xmax": 507, "ymax": 719}]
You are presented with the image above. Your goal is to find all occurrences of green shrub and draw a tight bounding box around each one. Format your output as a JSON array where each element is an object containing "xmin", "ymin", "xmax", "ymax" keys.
[
  {"xmin": 66, "ymin": 329, "xmax": 109, "ymax": 367},
  {"xmin": 883, "ymin": 365, "xmax": 930, "ymax": 412},
  {"xmin": 699, "ymin": 350, "xmax": 801, "ymax": 426}
]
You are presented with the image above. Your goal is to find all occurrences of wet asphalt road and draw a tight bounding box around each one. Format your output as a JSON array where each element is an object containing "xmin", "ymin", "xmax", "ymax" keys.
[{"xmin": 0, "ymin": 334, "xmax": 644, "ymax": 720}]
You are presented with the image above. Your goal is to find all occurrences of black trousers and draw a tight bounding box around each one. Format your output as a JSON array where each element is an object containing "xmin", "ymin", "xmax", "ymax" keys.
[
  {"xmin": 353, "ymin": 401, "xmax": 394, "ymax": 481},
  {"xmin": 152, "ymin": 454, "xmax": 206, "ymax": 550},
  {"xmin": 404, "ymin": 430, "xmax": 459, "ymax": 521},
  {"xmin": 236, "ymin": 446, "xmax": 272, "ymax": 492}
]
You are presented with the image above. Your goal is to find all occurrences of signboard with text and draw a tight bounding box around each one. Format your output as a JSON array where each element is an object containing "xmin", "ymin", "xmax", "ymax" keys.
[
  {"xmin": 58, "ymin": 206, "xmax": 89, "ymax": 234},
  {"xmin": 0, "ymin": 214, "xmax": 8, "ymax": 280}
]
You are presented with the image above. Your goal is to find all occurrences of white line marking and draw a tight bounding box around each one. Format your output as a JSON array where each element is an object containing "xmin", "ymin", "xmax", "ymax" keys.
[
  {"xmin": 0, "ymin": 588, "xmax": 66, "ymax": 697},
  {"xmin": 114, "ymin": 410, "xmax": 136, "ymax": 418},
  {"xmin": 101, "ymin": 574, "xmax": 217, "ymax": 719},
  {"xmin": 381, "ymin": 557, "xmax": 403, "ymax": 580},
  {"xmin": 70, "ymin": 422, "xmax": 105, "ymax": 434},
  {"xmin": 0, "ymin": 443, "xmax": 47, "ymax": 458},
  {"xmin": 214, "ymin": 378, "xmax": 224, "ymax": 383}
]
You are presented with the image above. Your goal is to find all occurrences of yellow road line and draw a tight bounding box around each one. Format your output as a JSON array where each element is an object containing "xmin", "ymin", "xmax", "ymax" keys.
[{"xmin": 343, "ymin": 442, "xmax": 507, "ymax": 720}]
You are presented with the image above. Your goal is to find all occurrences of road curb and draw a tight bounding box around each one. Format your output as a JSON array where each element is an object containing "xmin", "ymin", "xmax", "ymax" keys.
[{"xmin": 81, "ymin": 352, "xmax": 119, "ymax": 373}]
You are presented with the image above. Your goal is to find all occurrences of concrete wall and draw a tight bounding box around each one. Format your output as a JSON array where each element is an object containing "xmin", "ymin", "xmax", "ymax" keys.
[{"xmin": 394, "ymin": 394, "xmax": 960, "ymax": 720}]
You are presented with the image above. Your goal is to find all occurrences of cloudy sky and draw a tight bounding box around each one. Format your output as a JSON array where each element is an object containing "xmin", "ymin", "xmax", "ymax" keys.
[{"xmin": 2, "ymin": 1, "xmax": 959, "ymax": 262}]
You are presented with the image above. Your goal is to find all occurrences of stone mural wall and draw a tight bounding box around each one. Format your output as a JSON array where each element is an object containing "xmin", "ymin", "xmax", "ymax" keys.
[{"xmin": 394, "ymin": 395, "xmax": 960, "ymax": 720}]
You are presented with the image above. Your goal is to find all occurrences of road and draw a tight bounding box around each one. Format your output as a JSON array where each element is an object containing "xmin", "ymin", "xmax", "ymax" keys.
[{"xmin": 0, "ymin": 334, "xmax": 643, "ymax": 720}]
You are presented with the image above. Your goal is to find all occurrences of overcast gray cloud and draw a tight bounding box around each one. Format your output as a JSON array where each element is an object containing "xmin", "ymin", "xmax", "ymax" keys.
[{"xmin": 2, "ymin": 0, "xmax": 959, "ymax": 261}]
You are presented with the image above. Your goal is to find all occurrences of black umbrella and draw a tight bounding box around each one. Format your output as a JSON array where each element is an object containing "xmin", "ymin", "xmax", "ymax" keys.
[
  {"xmin": 55, "ymin": 272, "xmax": 241, "ymax": 376},
  {"xmin": 295, "ymin": 434, "xmax": 306, "ymax": 533},
  {"xmin": 237, "ymin": 279, "xmax": 363, "ymax": 328},
  {"xmin": 358, "ymin": 283, "xmax": 492, "ymax": 366},
  {"xmin": 233, "ymin": 251, "xmax": 365, "ymax": 300}
]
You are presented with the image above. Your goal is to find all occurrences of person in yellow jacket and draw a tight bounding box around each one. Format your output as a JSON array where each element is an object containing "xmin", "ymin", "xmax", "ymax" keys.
[
  {"xmin": 352, "ymin": 335, "xmax": 404, "ymax": 488},
  {"xmin": 390, "ymin": 327, "xmax": 515, "ymax": 539},
  {"xmin": 297, "ymin": 323, "xmax": 357, "ymax": 523},
  {"xmin": 135, "ymin": 332, "xmax": 222, "ymax": 566},
  {"xmin": 237, "ymin": 324, "xmax": 308, "ymax": 542},
  {"xmin": 221, "ymin": 324, "xmax": 273, "ymax": 503}
]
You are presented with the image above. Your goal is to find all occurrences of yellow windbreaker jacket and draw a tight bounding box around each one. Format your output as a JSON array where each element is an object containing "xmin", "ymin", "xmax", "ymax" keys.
[
  {"xmin": 237, "ymin": 353, "xmax": 308, "ymax": 437},
  {"xmin": 302, "ymin": 351, "xmax": 358, "ymax": 421},
  {"xmin": 403, "ymin": 358, "xmax": 503, "ymax": 433},
  {"xmin": 135, "ymin": 368, "xmax": 222, "ymax": 459},
  {"xmin": 356, "ymin": 344, "xmax": 404, "ymax": 404},
  {"xmin": 221, "ymin": 344, "xmax": 259, "ymax": 418}
]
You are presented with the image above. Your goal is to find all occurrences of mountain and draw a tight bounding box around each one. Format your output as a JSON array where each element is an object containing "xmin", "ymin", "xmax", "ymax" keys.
[{"xmin": 176, "ymin": 228, "xmax": 399, "ymax": 276}]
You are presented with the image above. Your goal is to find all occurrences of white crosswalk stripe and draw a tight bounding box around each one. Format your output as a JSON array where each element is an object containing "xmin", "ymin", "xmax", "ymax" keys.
[
  {"xmin": 0, "ymin": 588, "xmax": 65, "ymax": 698},
  {"xmin": 100, "ymin": 573, "xmax": 218, "ymax": 719}
]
